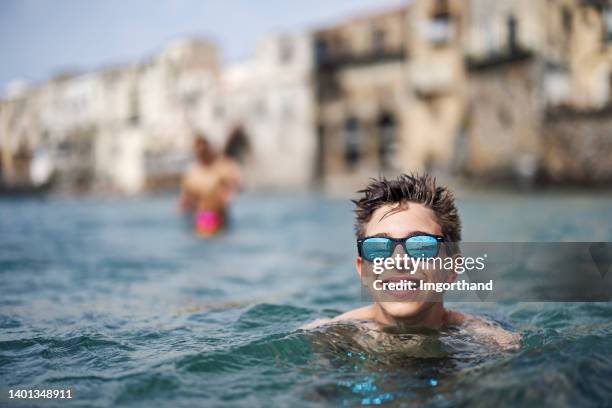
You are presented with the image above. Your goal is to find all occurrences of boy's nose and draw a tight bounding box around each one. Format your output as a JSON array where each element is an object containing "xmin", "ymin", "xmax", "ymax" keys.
[{"xmin": 391, "ymin": 242, "xmax": 407, "ymax": 257}]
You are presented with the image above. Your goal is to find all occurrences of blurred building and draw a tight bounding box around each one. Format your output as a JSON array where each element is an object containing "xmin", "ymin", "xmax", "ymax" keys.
[
  {"xmin": 135, "ymin": 39, "xmax": 220, "ymax": 191},
  {"xmin": 2, "ymin": 1, "xmax": 611, "ymax": 193},
  {"xmin": 313, "ymin": 6, "xmax": 409, "ymax": 191},
  {"xmin": 541, "ymin": 0, "xmax": 612, "ymax": 184},
  {"xmin": 313, "ymin": 0, "xmax": 612, "ymax": 188},
  {"xmin": 0, "ymin": 39, "xmax": 220, "ymax": 193},
  {"xmin": 461, "ymin": 0, "xmax": 612, "ymax": 184},
  {"xmin": 0, "ymin": 82, "xmax": 41, "ymax": 188},
  {"xmin": 458, "ymin": 0, "xmax": 545, "ymax": 182},
  {"xmin": 404, "ymin": 0, "xmax": 466, "ymax": 177},
  {"xmin": 211, "ymin": 33, "xmax": 316, "ymax": 189},
  {"xmin": 0, "ymin": 34, "xmax": 316, "ymax": 193},
  {"xmin": 312, "ymin": 1, "xmax": 467, "ymax": 190}
]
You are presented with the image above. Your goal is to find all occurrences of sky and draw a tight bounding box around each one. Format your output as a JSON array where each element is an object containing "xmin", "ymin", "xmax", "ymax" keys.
[{"xmin": 0, "ymin": 0, "xmax": 403, "ymax": 91}]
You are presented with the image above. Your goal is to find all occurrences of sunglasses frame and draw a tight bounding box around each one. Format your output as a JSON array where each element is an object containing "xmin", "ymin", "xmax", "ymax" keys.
[{"xmin": 357, "ymin": 232, "xmax": 445, "ymax": 261}]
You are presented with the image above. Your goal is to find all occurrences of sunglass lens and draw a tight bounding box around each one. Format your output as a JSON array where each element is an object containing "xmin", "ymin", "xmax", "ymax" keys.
[
  {"xmin": 362, "ymin": 237, "xmax": 393, "ymax": 261},
  {"xmin": 405, "ymin": 235, "xmax": 439, "ymax": 258}
]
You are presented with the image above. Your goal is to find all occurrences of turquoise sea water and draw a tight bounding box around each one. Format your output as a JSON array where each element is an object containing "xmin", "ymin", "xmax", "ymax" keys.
[{"xmin": 1, "ymin": 191, "xmax": 612, "ymax": 407}]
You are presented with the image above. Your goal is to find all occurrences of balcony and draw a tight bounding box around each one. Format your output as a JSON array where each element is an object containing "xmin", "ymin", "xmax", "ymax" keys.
[
  {"xmin": 315, "ymin": 46, "xmax": 405, "ymax": 71},
  {"xmin": 409, "ymin": 57, "xmax": 456, "ymax": 97}
]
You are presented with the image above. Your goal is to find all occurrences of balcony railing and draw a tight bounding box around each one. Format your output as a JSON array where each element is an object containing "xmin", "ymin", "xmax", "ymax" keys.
[
  {"xmin": 410, "ymin": 57, "xmax": 455, "ymax": 96},
  {"xmin": 315, "ymin": 47, "xmax": 405, "ymax": 70}
]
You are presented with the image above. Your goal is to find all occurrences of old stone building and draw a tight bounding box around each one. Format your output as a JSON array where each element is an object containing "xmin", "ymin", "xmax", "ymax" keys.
[
  {"xmin": 0, "ymin": 82, "xmax": 42, "ymax": 187},
  {"xmin": 312, "ymin": 0, "xmax": 612, "ymax": 188},
  {"xmin": 403, "ymin": 0, "xmax": 466, "ymax": 174},
  {"xmin": 461, "ymin": 57, "xmax": 543, "ymax": 182},
  {"xmin": 136, "ymin": 39, "xmax": 220, "ymax": 190},
  {"xmin": 459, "ymin": 0, "xmax": 543, "ymax": 182},
  {"xmin": 212, "ymin": 33, "xmax": 316, "ymax": 190},
  {"xmin": 543, "ymin": 0, "xmax": 612, "ymax": 109},
  {"xmin": 462, "ymin": 0, "xmax": 612, "ymax": 185},
  {"xmin": 0, "ymin": 34, "xmax": 316, "ymax": 193},
  {"xmin": 2, "ymin": 1, "xmax": 611, "ymax": 193},
  {"xmin": 0, "ymin": 39, "xmax": 222, "ymax": 193},
  {"xmin": 313, "ymin": 5, "xmax": 409, "ymax": 191},
  {"xmin": 540, "ymin": 0, "xmax": 612, "ymax": 184},
  {"xmin": 312, "ymin": 0, "xmax": 466, "ymax": 190}
]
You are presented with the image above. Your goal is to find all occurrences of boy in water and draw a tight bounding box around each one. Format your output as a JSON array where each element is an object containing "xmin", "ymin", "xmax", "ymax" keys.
[
  {"xmin": 180, "ymin": 135, "xmax": 241, "ymax": 236},
  {"xmin": 304, "ymin": 174, "xmax": 519, "ymax": 350}
]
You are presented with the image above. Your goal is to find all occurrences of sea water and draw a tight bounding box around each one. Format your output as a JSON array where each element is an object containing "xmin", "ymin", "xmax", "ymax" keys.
[{"xmin": 1, "ymin": 190, "xmax": 611, "ymax": 406}]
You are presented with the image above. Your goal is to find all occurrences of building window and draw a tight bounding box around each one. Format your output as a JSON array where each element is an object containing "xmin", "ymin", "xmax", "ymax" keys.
[
  {"xmin": 315, "ymin": 39, "xmax": 329, "ymax": 63},
  {"xmin": 482, "ymin": 20, "xmax": 495, "ymax": 55},
  {"xmin": 214, "ymin": 104, "xmax": 224, "ymax": 119},
  {"xmin": 425, "ymin": 17, "xmax": 453, "ymax": 45},
  {"xmin": 562, "ymin": 7, "xmax": 572, "ymax": 34},
  {"xmin": 377, "ymin": 113, "xmax": 397, "ymax": 171},
  {"xmin": 344, "ymin": 117, "xmax": 361, "ymax": 169},
  {"xmin": 543, "ymin": 65, "xmax": 571, "ymax": 106},
  {"xmin": 507, "ymin": 14, "xmax": 518, "ymax": 52},
  {"xmin": 281, "ymin": 99, "xmax": 293, "ymax": 121},
  {"xmin": 315, "ymin": 124, "xmax": 325, "ymax": 181},
  {"xmin": 181, "ymin": 90, "xmax": 201, "ymax": 108},
  {"xmin": 372, "ymin": 29, "xmax": 386, "ymax": 53},
  {"xmin": 253, "ymin": 99, "xmax": 267, "ymax": 117},
  {"xmin": 426, "ymin": 0, "xmax": 453, "ymax": 45},
  {"xmin": 128, "ymin": 89, "xmax": 139, "ymax": 125},
  {"xmin": 279, "ymin": 37, "xmax": 294, "ymax": 64},
  {"xmin": 604, "ymin": 6, "xmax": 612, "ymax": 42}
]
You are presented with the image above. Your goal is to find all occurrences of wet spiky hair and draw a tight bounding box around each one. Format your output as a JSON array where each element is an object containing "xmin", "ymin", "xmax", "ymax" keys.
[{"xmin": 352, "ymin": 174, "xmax": 461, "ymax": 244}]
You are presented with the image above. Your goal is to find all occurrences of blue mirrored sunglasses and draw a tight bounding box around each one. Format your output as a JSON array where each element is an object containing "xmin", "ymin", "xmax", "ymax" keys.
[{"xmin": 357, "ymin": 233, "xmax": 445, "ymax": 261}]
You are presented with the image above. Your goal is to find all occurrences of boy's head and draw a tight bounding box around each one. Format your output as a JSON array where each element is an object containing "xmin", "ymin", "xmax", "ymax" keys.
[{"xmin": 353, "ymin": 174, "xmax": 462, "ymax": 319}]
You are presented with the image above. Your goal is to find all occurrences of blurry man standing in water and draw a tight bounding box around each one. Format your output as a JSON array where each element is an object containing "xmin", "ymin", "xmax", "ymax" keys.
[
  {"xmin": 303, "ymin": 174, "xmax": 519, "ymax": 350},
  {"xmin": 180, "ymin": 134, "xmax": 241, "ymax": 236}
]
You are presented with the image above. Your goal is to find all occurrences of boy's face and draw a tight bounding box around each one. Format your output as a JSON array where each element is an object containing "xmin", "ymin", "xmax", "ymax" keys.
[{"xmin": 357, "ymin": 202, "xmax": 454, "ymax": 319}]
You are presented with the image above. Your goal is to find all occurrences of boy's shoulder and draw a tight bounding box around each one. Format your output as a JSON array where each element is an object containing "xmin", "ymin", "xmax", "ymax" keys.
[
  {"xmin": 300, "ymin": 305, "xmax": 374, "ymax": 330},
  {"xmin": 301, "ymin": 307, "xmax": 521, "ymax": 351},
  {"xmin": 456, "ymin": 311, "xmax": 521, "ymax": 350},
  {"xmin": 331, "ymin": 305, "xmax": 375, "ymax": 322}
]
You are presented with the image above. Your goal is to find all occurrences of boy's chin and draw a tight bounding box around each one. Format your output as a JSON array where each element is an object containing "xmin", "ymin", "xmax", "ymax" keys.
[{"xmin": 378, "ymin": 301, "xmax": 427, "ymax": 318}]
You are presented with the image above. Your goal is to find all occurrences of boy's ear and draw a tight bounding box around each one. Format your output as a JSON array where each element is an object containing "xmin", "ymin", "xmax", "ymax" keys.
[{"xmin": 356, "ymin": 256, "xmax": 363, "ymax": 279}]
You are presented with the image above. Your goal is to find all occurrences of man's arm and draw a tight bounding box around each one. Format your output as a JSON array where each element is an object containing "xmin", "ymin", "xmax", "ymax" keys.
[{"xmin": 179, "ymin": 170, "xmax": 197, "ymax": 212}]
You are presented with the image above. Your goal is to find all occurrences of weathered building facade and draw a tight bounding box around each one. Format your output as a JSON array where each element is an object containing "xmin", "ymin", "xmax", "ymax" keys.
[
  {"xmin": 213, "ymin": 33, "xmax": 316, "ymax": 189},
  {"xmin": 0, "ymin": 39, "xmax": 220, "ymax": 193},
  {"xmin": 462, "ymin": 0, "xmax": 612, "ymax": 185},
  {"xmin": 0, "ymin": 34, "xmax": 316, "ymax": 193},
  {"xmin": 540, "ymin": 0, "xmax": 612, "ymax": 184},
  {"xmin": 2, "ymin": 0, "xmax": 611, "ymax": 193},
  {"xmin": 459, "ymin": 0, "xmax": 544, "ymax": 182},
  {"xmin": 404, "ymin": 0, "xmax": 466, "ymax": 174},
  {"xmin": 313, "ymin": 0, "xmax": 466, "ymax": 190},
  {"xmin": 313, "ymin": 0, "xmax": 612, "ymax": 188},
  {"xmin": 313, "ymin": 6, "xmax": 409, "ymax": 191}
]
